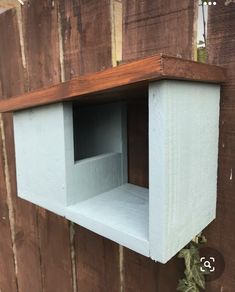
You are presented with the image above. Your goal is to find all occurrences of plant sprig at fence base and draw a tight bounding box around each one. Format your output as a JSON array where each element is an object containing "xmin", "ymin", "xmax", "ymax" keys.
[{"xmin": 177, "ymin": 234, "xmax": 207, "ymax": 292}]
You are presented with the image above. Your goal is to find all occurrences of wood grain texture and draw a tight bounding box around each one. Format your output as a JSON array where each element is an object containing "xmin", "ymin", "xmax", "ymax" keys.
[
  {"xmin": 21, "ymin": 1, "xmax": 74, "ymax": 291},
  {"xmin": 22, "ymin": 0, "xmax": 61, "ymax": 90},
  {"xmin": 0, "ymin": 54, "xmax": 225, "ymax": 113},
  {"xmin": 156, "ymin": 256, "xmax": 184, "ymax": 292},
  {"xmin": 123, "ymin": 249, "xmax": 159, "ymax": 292},
  {"xmin": 0, "ymin": 9, "xmax": 44, "ymax": 292},
  {"xmin": 0, "ymin": 11, "xmax": 20, "ymax": 292},
  {"xmin": 123, "ymin": 0, "xmax": 198, "ymax": 61},
  {"xmin": 110, "ymin": 0, "xmax": 123, "ymax": 66},
  {"xmin": 127, "ymin": 98, "xmax": 148, "ymax": 188},
  {"xmin": 58, "ymin": 0, "xmax": 81, "ymax": 80},
  {"xmin": 75, "ymin": 226, "xmax": 120, "ymax": 292},
  {"xmin": 123, "ymin": 249, "xmax": 184, "ymax": 292},
  {"xmin": 0, "ymin": 9, "xmax": 25, "ymax": 98},
  {"xmin": 205, "ymin": 3, "xmax": 235, "ymax": 291},
  {"xmin": 59, "ymin": 0, "xmax": 113, "ymax": 79},
  {"xmin": 0, "ymin": 122, "xmax": 18, "ymax": 292},
  {"xmin": 37, "ymin": 209, "xmax": 73, "ymax": 292}
]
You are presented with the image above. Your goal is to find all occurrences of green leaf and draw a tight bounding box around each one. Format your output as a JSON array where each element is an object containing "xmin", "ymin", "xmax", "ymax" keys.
[
  {"xmin": 178, "ymin": 249, "xmax": 192, "ymax": 274},
  {"xmin": 177, "ymin": 279, "xmax": 200, "ymax": 292},
  {"xmin": 191, "ymin": 265, "xmax": 206, "ymax": 289},
  {"xmin": 177, "ymin": 279, "xmax": 188, "ymax": 291},
  {"xmin": 189, "ymin": 244, "xmax": 200, "ymax": 259},
  {"xmin": 185, "ymin": 269, "xmax": 193, "ymax": 282},
  {"xmin": 177, "ymin": 233, "xmax": 207, "ymax": 291}
]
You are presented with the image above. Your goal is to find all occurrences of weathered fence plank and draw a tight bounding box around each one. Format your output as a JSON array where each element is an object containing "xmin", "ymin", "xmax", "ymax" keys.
[
  {"xmin": 22, "ymin": 0, "xmax": 61, "ymax": 90},
  {"xmin": 123, "ymin": 0, "xmax": 197, "ymax": 61},
  {"xmin": 59, "ymin": 0, "xmax": 113, "ymax": 79},
  {"xmin": 0, "ymin": 126, "xmax": 17, "ymax": 292},
  {"xmin": 206, "ymin": 2, "xmax": 235, "ymax": 291},
  {"xmin": 75, "ymin": 226, "xmax": 120, "ymax": 292},
  {"xmin": 0, "ymin": 8, "xmax": 43, "ymax": 292}
]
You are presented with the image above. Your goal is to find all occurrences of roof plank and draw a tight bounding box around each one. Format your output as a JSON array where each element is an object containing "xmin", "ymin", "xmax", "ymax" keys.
[{"xmin": 0, "ymin": 54, "xmax": 226, "ymax": 112}]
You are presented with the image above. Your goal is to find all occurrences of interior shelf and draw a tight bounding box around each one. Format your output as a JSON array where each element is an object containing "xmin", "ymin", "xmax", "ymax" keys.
[{"xmin": 66, "ymin": 183, "xmax": 149, "ymax": 256}]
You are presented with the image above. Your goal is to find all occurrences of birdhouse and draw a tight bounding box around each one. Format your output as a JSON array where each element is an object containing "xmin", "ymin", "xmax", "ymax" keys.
[{"xmin": 0, "ymin": 54, "xmax": 225, "ymax": 263}]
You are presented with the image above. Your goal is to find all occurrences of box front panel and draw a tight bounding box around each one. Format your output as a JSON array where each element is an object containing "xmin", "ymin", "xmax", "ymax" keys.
[
  {"xmin": 149, "ymin": 80, "xmax": 220, "ymax": 263},
  {"xmin": 13, "ymin": 103, "xmax": 67, "ymax": 212}
]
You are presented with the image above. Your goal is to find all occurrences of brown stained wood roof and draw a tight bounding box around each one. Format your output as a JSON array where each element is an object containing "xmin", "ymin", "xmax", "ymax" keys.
[{"xmin": 0, "ymin": 54, "xmax": 226, "ymax": 112}]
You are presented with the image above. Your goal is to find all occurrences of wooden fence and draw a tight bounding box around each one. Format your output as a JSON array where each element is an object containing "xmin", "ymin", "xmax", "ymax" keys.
[{"xmin": 0, "ymin": 1, "xmax": 234, "ymax": 291}]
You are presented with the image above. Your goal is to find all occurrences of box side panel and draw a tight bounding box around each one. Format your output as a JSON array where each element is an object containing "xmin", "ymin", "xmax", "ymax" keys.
[
  {"xmin": 13, "ymin": 103, "xmax": 67, "ymax": 209},
  {"xmin": 149, "ymin": 80, "xmax": 220, "ymax": 263},
  {"xmin": 149, "ymin": 82, "xmax": 168, "ymax": 262}
]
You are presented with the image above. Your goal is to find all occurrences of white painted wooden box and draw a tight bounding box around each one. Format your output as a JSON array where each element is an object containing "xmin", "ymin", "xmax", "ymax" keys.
[{"xmin": 13, "ymin": 80, "xmax": 220, "ymax": 263}]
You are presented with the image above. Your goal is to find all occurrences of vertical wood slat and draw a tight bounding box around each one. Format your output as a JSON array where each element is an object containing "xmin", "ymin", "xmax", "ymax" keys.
[
  {"xmin": 59, "ymin": 1, "xmax": 121, "ymax": 291},
  {"xmin": 123, "ymin": 0, "xmax": 197, "ymax": 62},
  {"xmin": 206, "ymin": 2, "xmax": 235, "ymax": 291},
  {"xmin": 0, "ymin": 120, "xmax": 18, "ymax": 292},
  {"xmin": 127, "ymin": 98, "xmax": 149, "ymax": 188},
  {"xmin": 58, "ymin": 0, "xmax": 81, "ymax": 80},
  {"xmin": 59, "ymin": 0, "xmax": 113, "ymax": 80},
  {"xmin": 0, "ymin": 8, "xmax": 43, "ymax": 292},
  {"xmin": 123, "ymin": 249, "xmax": 159, "ymax": 292},
  {"xmin": 75, "ymin": 226, "xmax": 120, "ymax": 292},
  {"xmin": 0, "ymin": 9, "xmax": 25, "ymax": 98},
  {"xmin": 22, "ymin": 0, "xmax": 61, "ymax": 90},
  {"xmin": 123, "ymin": 0, "xmax": 197, "ymax": 291},
  {"xmin": 110, "ymin": 0, "xmax": 123, "ymax": 66},
  {"xmin": 21, "ymin": 1, "xmax": 74, "ymax": 291}
]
